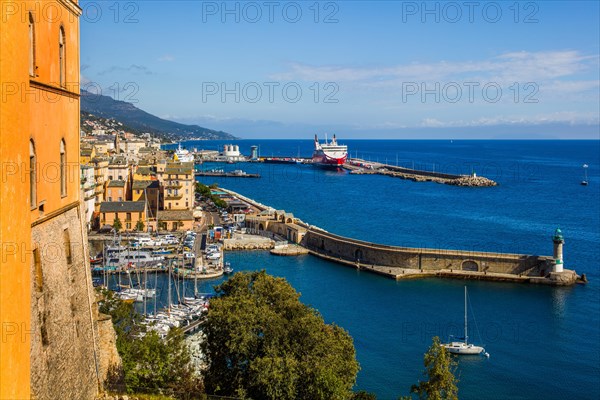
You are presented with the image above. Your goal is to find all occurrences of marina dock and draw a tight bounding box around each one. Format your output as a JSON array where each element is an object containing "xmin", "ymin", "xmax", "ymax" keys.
[{"xmin": 194, "ymin": 170, "xmax": 260, "ymax": 178}]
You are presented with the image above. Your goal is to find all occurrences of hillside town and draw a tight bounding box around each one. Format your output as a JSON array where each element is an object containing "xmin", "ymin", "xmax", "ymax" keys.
[{"xmin": 79, "ymin": 124, "xmax": 199, "ymax": 233}]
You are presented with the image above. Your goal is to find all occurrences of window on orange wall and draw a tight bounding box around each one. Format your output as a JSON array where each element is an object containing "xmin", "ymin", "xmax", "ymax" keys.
[
  {"xmin": 59, "ymin": 26, "xmax": 66, "ymax": 87},
  {"xmin": 29, "ymin": 12, "xmax": 36, "ymax": 76}
]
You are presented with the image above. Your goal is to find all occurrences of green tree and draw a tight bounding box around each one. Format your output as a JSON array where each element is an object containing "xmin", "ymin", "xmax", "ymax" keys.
[
  {"xmin": 99, "ymin": 290, "xmax": 203, "ymax": 398},
  {"xmin": 195, "ymin": 182, "xmax": 211, "ymax": 197},
  {"xmin": 352, "ymin": 390, "xmax": 377, "ymax": 400},
  {"xmin": 202, "ymin": 271, "xmax": 360, "ymax": 400},
  {"xmin": 410, "ymin": 337, "xmax": 458, "ymax": 400},
  {"xmin": 135, "ymin": 220, "xmax": 145, "ymax": 232},
  {"xmin": 113, "ymin": 216, "xmax": 122, "ymax": 232}
]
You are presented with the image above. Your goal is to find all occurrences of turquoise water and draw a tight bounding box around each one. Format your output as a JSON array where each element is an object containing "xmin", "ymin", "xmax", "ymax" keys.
[{"xmin": 163, "ymin": 140, "xmax": 600, "ymax": 399}]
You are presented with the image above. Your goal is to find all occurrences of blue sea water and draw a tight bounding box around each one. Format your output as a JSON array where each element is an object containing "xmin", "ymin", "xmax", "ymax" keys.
[{"xmin": 162, "ymin": 140, "xmax": 600, "ymax": 399}]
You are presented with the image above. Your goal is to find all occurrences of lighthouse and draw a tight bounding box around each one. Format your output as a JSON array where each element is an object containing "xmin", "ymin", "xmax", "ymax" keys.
[{"xmin": 552, "ymin": 228, "xmax": 565, "ymax": 273}]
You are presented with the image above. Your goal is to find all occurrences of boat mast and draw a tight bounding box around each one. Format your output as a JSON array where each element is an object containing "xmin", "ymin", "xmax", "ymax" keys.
[
  {"xmin": 154, "ymin": 267, "xmax": 158, "ymax": 316},
  {"xmin": 168, "ymin": 260, "xmax": 172, "ymax": 316},
  {"xmin": 194, "ymin": 256, "xmax": 198, "ymax": 298},
  {"xmin": 464, "ymin": 286, "xmax": 468, "ymax": 345},
  {"xmin": 143, "ymin": 266, "xmax": 147, "ymax": 317}
]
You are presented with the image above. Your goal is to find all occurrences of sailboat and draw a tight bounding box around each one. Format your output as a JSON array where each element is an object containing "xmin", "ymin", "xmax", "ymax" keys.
[
  {"xmin": 442, "ymin": 286, "xmax": 489, "ymax": 357},
  {"xmin": 581, "ymin": 164, "xmax": 589, "ymax": 186}
]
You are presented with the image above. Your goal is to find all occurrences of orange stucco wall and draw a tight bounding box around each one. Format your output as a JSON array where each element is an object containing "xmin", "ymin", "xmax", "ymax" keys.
[
  {"xmin": 1, "ymin": 2, "xmax": 34, "ymax": 397},
  {"xmin": 1, "ymin": 1, "xmax": 81, "ymax": 397},
  {"xmin": 29, "ymin": 0, "xmax": 81, "ymax": 223}
]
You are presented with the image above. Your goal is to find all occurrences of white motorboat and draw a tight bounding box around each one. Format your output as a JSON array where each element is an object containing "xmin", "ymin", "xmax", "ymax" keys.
[
  {"xmin": 105, "ymin": 251, "xmax": 165, "ymax": 267},
  {"xmin": 442, "ymin": 286, "xmax": 489, "ymax": 357}
]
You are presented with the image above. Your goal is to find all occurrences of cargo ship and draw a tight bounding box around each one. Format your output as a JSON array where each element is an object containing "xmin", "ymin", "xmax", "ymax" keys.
[{"xmin": 312, "ymin": 134, "xmax": 348, "ymax": 167}]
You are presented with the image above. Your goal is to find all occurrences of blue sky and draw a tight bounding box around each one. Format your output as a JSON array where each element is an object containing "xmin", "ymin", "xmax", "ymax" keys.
[{"xmin": 80, "ymin": 1, "xmax": 600, "ymax": 139}]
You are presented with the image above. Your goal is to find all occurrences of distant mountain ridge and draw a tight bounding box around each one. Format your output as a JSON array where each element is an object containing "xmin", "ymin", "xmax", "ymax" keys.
[{"xmin": 80, "ymin": 90, "xmax": 237, "ymax": 141}]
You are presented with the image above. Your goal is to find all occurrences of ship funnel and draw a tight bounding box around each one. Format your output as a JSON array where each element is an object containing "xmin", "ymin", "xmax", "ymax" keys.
[{"xmin": 314, "ymin": 134, "xmax": 318, "ymax": 142}]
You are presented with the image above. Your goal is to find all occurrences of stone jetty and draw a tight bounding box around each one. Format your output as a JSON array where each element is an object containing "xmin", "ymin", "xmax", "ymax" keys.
[
  {"xmin": 223, "ymin": 234, "xmax": 274, "ymax": 250},
  {"xmin": 345, "ymin": 159, "xmax": 497, "ymax": 187},
  {"xmin": 270, "ymin": 244, "xmax": 310, "ymax": 256}
]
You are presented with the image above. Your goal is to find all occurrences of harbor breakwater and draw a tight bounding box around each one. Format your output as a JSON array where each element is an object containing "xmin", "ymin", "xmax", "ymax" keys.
[
  {"xmin": 301, "ymin": 228, "xmax": 580, "ymax": 285},
  {"xmin": 344, "ymin": 159, "xmax": 497, "ymax": 187},
  {"xmin": 223, "ymin": 188, "xmax": 582, "ymax": 286}
]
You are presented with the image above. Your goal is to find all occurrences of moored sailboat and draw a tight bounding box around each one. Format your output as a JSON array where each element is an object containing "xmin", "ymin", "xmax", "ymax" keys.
[
  {"xmin": 581, "ymin": 164, "xmax": 589, "ymax": 186},
  {"xmin": 442, "ymin": 286, "xmax": 489, "ymax": 357}
]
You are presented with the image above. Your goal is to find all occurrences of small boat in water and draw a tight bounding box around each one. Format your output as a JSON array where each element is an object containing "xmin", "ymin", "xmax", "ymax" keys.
[
  {"xmin": 442, "ymin": 286, "xmax": 489, "ymax": 357},
  {"xmin": 581, "ymin": 164, "xmax": 589, "ymax": 186},
  {"xmin": 223, "ymin": 262, "xmax": 233, "ymax": 274}
]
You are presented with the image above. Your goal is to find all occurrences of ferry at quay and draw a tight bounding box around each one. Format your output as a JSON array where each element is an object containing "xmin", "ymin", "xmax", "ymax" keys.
[{"xmin": 312, "ymin": 134, "xmax": 348, "ymax": 167}]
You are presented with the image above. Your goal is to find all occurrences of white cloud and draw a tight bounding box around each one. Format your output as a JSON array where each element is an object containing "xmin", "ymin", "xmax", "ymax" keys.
[
  {"xmin": 416, "ymin": 112, "xmax": 600, "ymax": 128},
  {"xmin": 271, "ymin": 51, "xmax": 599, "ymax": 96},
  {"xmin": 158, "ymin": 55, "xmax": 175, "ymax": 62}
]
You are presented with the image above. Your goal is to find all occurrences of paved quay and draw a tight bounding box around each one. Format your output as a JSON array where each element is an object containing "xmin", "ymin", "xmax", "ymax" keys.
[{"xmin": 222, "ymin": 233, "xmax": 274, "ymax": 250}]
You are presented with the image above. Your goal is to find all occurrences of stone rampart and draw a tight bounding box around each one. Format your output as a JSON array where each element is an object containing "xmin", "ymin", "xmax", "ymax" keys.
[
  {"xmin": 302, "ymin": 229, "xmax": 554, "ymax": 277},
  {"xmin": 30, "ymin": 204, "xmax": 100, "ymax": 399}
]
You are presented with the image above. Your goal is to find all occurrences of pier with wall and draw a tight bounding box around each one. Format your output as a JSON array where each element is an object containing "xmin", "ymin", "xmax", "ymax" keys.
[
  {"xmin": 300, "ymin": 228, "xmax": 579, "ymax": 285},
  {"xmin": 206, "ymin": 188, "xmax": 581, "ymax": 286},
  {"xmin": 344, "ymin": 159, "xmax": 497, "ymax": 187}
]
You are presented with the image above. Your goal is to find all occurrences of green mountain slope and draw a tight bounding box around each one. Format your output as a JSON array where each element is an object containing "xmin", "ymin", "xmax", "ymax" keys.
[{"xmin": 80, "ymin": 90, "xmax": 237, "ymax": 140}]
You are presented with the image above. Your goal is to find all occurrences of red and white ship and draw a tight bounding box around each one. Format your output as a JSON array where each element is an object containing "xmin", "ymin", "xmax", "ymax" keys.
[{"xmin": 312, "ymin": 134, "xmax": 348, "ymax": 167}]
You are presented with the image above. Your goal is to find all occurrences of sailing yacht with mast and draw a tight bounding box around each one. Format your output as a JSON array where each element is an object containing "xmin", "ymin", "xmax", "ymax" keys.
[
  {"xmin": 581, "ymin": 164, "xmax": 589, "ymax": 186},
  {"xmin": 442, "ymin": 286, "xmax": 489, "ymax": 357}
]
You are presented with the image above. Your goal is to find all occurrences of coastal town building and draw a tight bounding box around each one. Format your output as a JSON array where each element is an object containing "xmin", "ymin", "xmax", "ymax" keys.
[
  {"xmin": 245, "ymin": 210, "xmax": 308, "ymax": 244},
  {"xmin": 157, "ymin": 209, "xmax": 195, "ymax": 231},
  {"xmin": 80, "ymin": 145, "xmax": 96, "ymax": 164},
  {"xmin": 81, "ymin": 165, "xmax": 97, "ymax": 231},
  {"xmin": 132, "ymin": 180, "xmax": 160, "ymax": 219},
  {"xmin": 78, "ymin": 143, "xmax": 196, "ymax": 231},
  {"xmin": 93, "ymin": 141, "xmax": 113, "ymax": 155},
  {"xmin": 91, "ymin": 157, "xmax": 109, "ymax": 209},
  {"xmin": 107, "ymin": 156, "xmax": 129, "ymax": 181},
  {"xmin": 160, "ymin": 162, "xmax": 195, "ymax": 211},
  {"xmin": 99, "ymin": 201, "xmax": 147, "ymax": 231},
  {"xmin": 106, "ymin": 179, "xmax": 128, "ymax": 201}
]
